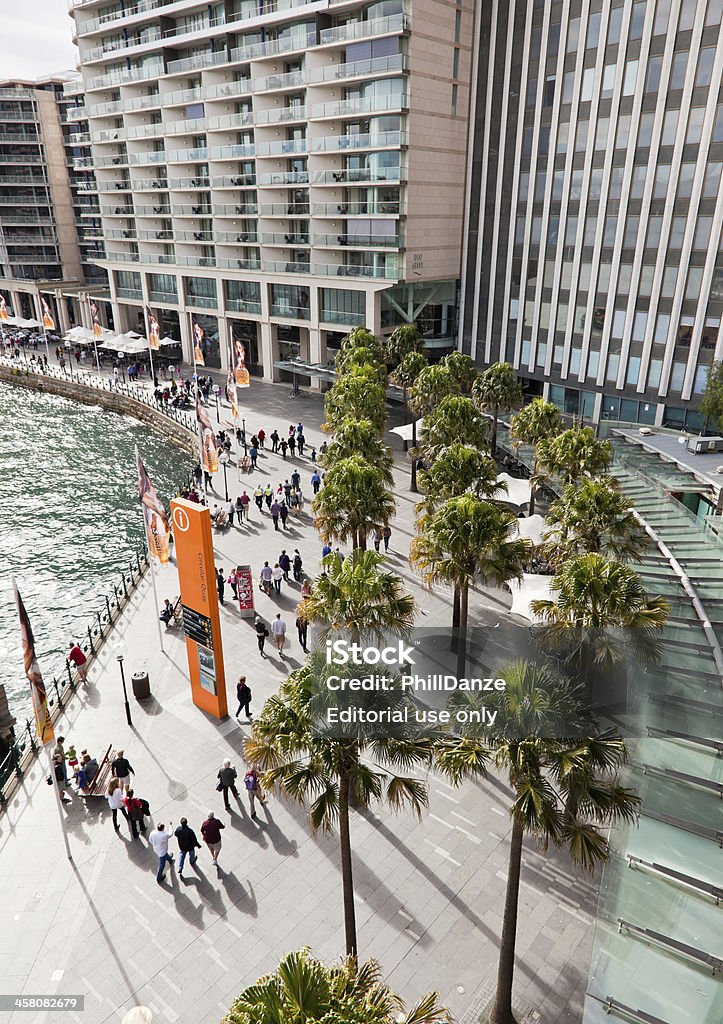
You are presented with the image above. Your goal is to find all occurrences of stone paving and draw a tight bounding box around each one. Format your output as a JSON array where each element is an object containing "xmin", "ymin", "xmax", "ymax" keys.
[{"xmin": 0, "ymin": 368, "xmax": 599, "ymax": 1024}]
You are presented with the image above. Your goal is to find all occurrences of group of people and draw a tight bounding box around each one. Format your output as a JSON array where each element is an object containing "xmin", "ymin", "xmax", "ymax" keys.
[{"xmin": 50, "ymin": 736, "xmax": 99, "ymax": 801}]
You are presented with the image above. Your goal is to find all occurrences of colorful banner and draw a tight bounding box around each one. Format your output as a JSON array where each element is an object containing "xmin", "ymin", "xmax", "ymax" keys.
[
  {"xmin": 146, "ymin": 305, "xmax": 160, "ymax": 351},
  {"xmin": 41, "ymin": 298, "xmax": 55, "ymax": 332},
  {"xmin": 193, "ymin": 322, "xmax": 205, "ymax": 365},
  {"xmin": 0, "ymin": 295, "xmax": 8, "ymax": 322},
  {"xmin": 196, "ymin": 396, "xmax": 218, "ymax": 473},
  {"xmin": 136, "ymin": 452, "xmax": 171, "ymax": 563},
  {"xmin": 226, "ymin": 368, "xmax": 239, "ymax": 420},
  {"xmin": 13, "ymin": 583, "xmax": 54, "ymax": 747},
  {"xmin": 236, "ymin": 565, "xmax": 254, "ymax": 618},
  {"xmin": 89, "ymin": 300, "xmax": 103, "ymax": 340},
  {"xmin": 233, "ymin": 336, "xmax": 250, "ymax": 388}
]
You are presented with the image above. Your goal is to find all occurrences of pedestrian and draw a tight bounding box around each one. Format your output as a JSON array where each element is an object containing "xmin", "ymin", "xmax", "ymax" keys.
[
  {"xmin": 319, "ymin": 441, "xmax": 328, "ymax": 456},
  {"xmin": 296, "ymin": 612, "xmax": 308, "ymax": 652},
  {"xmin": 271, "ymin": 562, "xmax": 283, "ymax": 594},
  {"xmin": 106, "ymin": 778, "xmax": 128, "ymax": 832},
  {"xmin": 216, "ymin": 567, "xmax": 225, "ymax": 604},
  {"xmin": 53, "ymin": 736, "xmax": 69, "ymax": 784},
  {"xmin": 382, "ymin": 525, "xmax": 392, "ymax": 551},
  {"xmin": 321, "ymin": 542, "xmax": 332, "ymax": 560},
  {"xmin": 290, "ymin": 470, "xmax": 301, "ymax": 490},
  {"xmin": 217, "ymin": 759, "xmax": 239, "ymax": 811},
  {"xmin": 249, "ymin": 445, "xmax": 258, "ymax": 469},
  {"xmin": 296, "ymin": 422, "xmax": 303, "ymax": 436},
  {"xmin": 311, "ymin": 470, "xmax": 321, "ymax": 494},
  {"xmin": 260, "ymin": 560, "xmax": 273, "ymax": 593},
  {"xmin": 283, "ymin": 479, "xmax": 292, "ymax": 502},
  {"xmin": 297, "ymin": 432, "xmax": 305, "ymax": 455},
  {"xmin": 148, "ymin": 822, "xmax": 174, "ymax": 884},
  {"xmin": 226, "ymin": 498, "xmax": 235, "ymax": 526},
  {"xmin": 288, "ymin": 433, "xmax": 296, "ymax": 457},
  {"xmin": 279, "ymin": 502, "xmax": 289, "ymax": 529},
  {"xmin": 271, "ymin": 499, "xmax": 281, "ymax": 530},
  {"xmin": 68, "ymin": 640, "xmax": 88, "ymax": 682},
  {"xmin": 257, "ymin": 428, "xmax": 266, "ymax": 449},
  {"xmin": 51, "ymin": 755, "xmax": 71, "ymax": 803},
  {"xmin": 124, "ymin": 788, "xmax": 145, "ymax": 838},
  {"xmin": 289, "ymin": 489, "xmax": 300, "ymax": 514},
  {"xmin": 271, "ymin": 612, "xmax": 286, "ymax": 657},
  {"xmin": 372, "ymin": 528, "xmax": 380, "ymax": 552},
  {"xmin": 254, "ymin": 614, "xmax": 269, "ymax": 656},
  {"xmin": 254, "ymin": 485, "xmax": 264, "ymax": 512},
  {"xmin": 293, "ymin": 550, "xmax": 303, "ymax": 581},
  {"xmin": 228, "ymin": 567, "xmax": 238, "ymax": 600},
  {"xmin": 243, "ymin": 767, "xmax": 267, "ymax": 819},
  {"xmin": 280, "ymin": 438, "xmax": 288, "ymax": 459},
  {"xmin": 239, "ymin": 490, "xmax": 250, "ymax": 520},
  {"xmin": 270, "ymin": 429, "xmax": 279, "ymax": 453},
  {"xmin": 310, "ymin": 447, "xmax": 317, "ymax": 464},
  {"xmin": 111, "ymin": 749, "xmax": 134, "ymax": 792},
  {"xmin": 200, "ymin": 811, "xmax": 225, "ymax": 867},
  {"xmin": 235, "ymin": 675, "xmax": 253, "ymax": 720},
  {"xmin": 279, "ymin": 549, "xmax": 291, "ymax": 582},
  {"xmin": 174, "ymin": 818, "xmax": 202, "ymax": 876},
  {"xmin": 264, "ymin": 483, "xmax": 273, "ymax": 509}
]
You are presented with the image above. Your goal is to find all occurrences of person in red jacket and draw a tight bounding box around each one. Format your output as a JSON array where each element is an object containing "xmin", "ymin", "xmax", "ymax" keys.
[
  {"xmin": 67, "ymin": 641, "xmax": 88, "ymax": 681},
  {"xmin": 200, "ymin": 812, "xmax": 225, "ymax": 867}
]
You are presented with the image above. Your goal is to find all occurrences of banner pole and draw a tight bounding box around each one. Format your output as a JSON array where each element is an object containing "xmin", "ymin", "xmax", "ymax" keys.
[
  {"xmin": 149, "ymin": 551, "xmax": 165, "ymax": 655},
  {"xmin": 192, "ymin": 321, "xmax": 207, "ymax": 499},
  {"xmin": 47, "ymin": 745, "xmax": 72, "ymax": 861}
]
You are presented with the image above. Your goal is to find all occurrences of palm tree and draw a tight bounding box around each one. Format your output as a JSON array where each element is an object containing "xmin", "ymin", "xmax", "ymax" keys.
[
  {"xmin": 444, "ymin": 660, "xmax": 640, "ymax": 1024},
  {"xmin": 409, "ymin": 364, "xmax": 458, "ymax": 417},
  {"xmin": 410, "ymin": 495, "xmax": 529, "ymax": 675},
  {"xmin": 542, "ymin": 478, "xmax": 649, "ymax": 565},
  {"xmin": 335, "ymin": 345, "xmax": 388, "ymax": 383},
  {"xmin": 385, "ymin": 323, "xmax": 424, "ymax": 366},
  {"xmin": 391, "ymin": 351, "xmax": 428, "ymax": 493},
  {"xmin": 416, "ymin": 442, "xmax": 503, "ymax": 513},
  {"xmin": 472, "ymin": 362, "xmax": 523, "ymax": 458},
  {"xmin": 418, "ymin": 395, "xmax": 489, "ymax": 463},
  {"xmin": 338, "ymin": 325, "xmax": 385, "ymax": 362},
  {"xmin": 225, "ymin": 948, "xmax": 451, "ymax": 1024},
  {"xmin": 321, "ymin": 417, "xmax": 394, "ymax": 486},
  {"xmin": 443, "ymin": 351, "xmax": 478, "ymax": 392},
  {"xmin": 313, "ymin": 455, "xmax": 396, "ymax": 549},
  {"xmin": 509, "ymin": 398, "xmax": 562, "ymax": 515},
  {"xmin": 531, "ymin": 553, "xmax": 669, "ymax": 679},
  {"xmin": 324, "ymin": 369, "xmax": 387, "ymax": 435},
  {"xmin": 535, "ymin": 425, "xmax": 612, "ymax": 487}
]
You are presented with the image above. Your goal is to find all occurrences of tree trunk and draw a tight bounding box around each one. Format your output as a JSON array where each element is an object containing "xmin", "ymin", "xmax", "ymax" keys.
[
  {"xmin": 456, "ymin": 582, "xmax": 469, "ymax": 680},
  {"xmin": 358, "ymin": 530, "xmax": 367, "ymax": 551},
  {"xmin": 411, "ymin": 416, "xmax": 418, "ymax": 493},
  {"xmin": 489, "ymin": 815, "xmax": 524, "ymax": 1024},
  {"xmin": 528, "ymin": 457, "xmax": 537, "ymax": 517},
  {"xmin": 450, "ymin": 584, "xmax": 461, "ymax": 652},
  {"xmin": 491, "ymin": 406, "xmax": 498, "ymax": 459},
  {"xmin": 338, "ymin": 769, "xmax": 358, "ymax": 957}
]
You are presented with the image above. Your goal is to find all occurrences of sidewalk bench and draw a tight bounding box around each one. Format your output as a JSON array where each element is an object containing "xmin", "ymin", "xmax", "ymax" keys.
[{"xmin": 83, "ymin": 744, "xmax": 113, "ymax": 798}]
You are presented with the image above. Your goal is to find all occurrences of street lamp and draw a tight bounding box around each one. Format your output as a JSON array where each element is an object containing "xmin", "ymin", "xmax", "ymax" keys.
[
  {"xmin": 64, "ymin": 341, "xmax": 73, "ymax": 374},
  {"xmin": 241, "ymin": 416, "xmax": 247, "ymax": 455},
  {"xmin": 116, "ymin": 652, "xmax": 133, "ymax": 727},
  {"xmin": 118, "ymin": 351, "xmax": 126, "ymax": 383},
  {"xmin": 219, "ymin": 450, "xmax": 230, "ymax": 501},
  {"xmin": 214, "ymin": 384, "xmax": 221, "ymax": 421}
]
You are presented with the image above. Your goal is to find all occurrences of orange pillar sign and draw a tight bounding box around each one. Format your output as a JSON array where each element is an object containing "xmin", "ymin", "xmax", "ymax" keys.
[{"xmin": 170, "ymin": 497, "xmax": 228, "ymax": 719}]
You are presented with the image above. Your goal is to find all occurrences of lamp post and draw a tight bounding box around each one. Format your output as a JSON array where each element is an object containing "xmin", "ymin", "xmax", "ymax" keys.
[
  {"xmin": 118, "ymin": 351, "xmax": 126, "ymax": 383},
  {"xmin": 64, "ymin": 341, "xmax": 73, "ymax": 374},
  {"xmin": 219, "ymin": 450, "xmax": 230, "ymax": 501},
  {"xmin": 241, "ymin": 416, "xmax": 247, "ymax": 455},
  {"xmin": 116, "ymin": 653, "xmax": 132, "ymax": 726}
]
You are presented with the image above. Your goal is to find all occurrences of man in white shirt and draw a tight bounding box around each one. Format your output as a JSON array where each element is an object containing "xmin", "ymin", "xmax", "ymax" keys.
[
  {"xmin": 226, "ymin": 498, "xmax": 235, "ymax": 525},
  {"xmin": 148, "ymin": 822, "xmax": 174, "ymax": 884},
  {"xmin": 270, "ymin": 613, "xmax": 286, "ymax": 658}
]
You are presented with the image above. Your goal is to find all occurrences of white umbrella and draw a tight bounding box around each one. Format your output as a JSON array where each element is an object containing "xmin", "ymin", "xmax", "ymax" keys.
[
  {"xmin": 507, "ymin": 573, "xmax": 555, "ymax": 623},
  {"xmin": 116, "ymin": 335, "xmax": 151, "ymax": 354},
  {"xmin": 124, "ymin": 330, "xmax": 143, "ymax": 339},
  {"xmin": 496, "ymin": 473, "xmax": 532, "ymax": 508},
  {"xmin": 159, "ymin": 336, "xmax": 180, "ymax": 347},
  {"xmin": 513, "ymin": 514, "xmax": 547, "ymax": 546},
  {"xmin": 18, "ymin": 317, "xmax": 43, "ymax": 328},
  {"xmin": 389, "ymin": 418, "xmax": 425, "ymax": 442}
]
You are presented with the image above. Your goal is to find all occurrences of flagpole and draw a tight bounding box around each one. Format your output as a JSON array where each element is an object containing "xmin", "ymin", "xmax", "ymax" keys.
[
  {"xmin": 88, "ymin": 299, "xmax": 101, "ymax": 374},
  {"xmin": 47, "ymin": 745, "xmax": 72, "ymax": 861},
  {"xmin": 229, "ymin": 326, "xmax": 241, "ymax": 483},
  {"xmin": 192, "ymin": 323, "xmax": 207, "ymax": 500},
  {"xmin": 135, "ymin": 446, "xmax": 167, "ymax": 654}
]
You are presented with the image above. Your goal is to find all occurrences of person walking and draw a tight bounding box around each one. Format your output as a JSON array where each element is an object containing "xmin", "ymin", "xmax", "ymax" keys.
[
  {"xmin": 148, "ymin": 822, "xmax": 174, "ymax": 884},
  {"xmin": 227, "ymin": 567, "xmax": 238, "ymax": 601},
  {"xmin": 53, "ymin": 736, "xmax": 69, "ymax": 785},
  {"xmin": 279, "ymin": 502, "xmax": 289, "ymax": 530},
  {"xmin": 311, "ymin": 470, "xmax": 321, "ymax": 495},
  {"xmin": 270, "ymin": 499, "xmax": 281, "ymax": 531},
  {"xmin": 239, "ymin": 490, "xmax": 250, "ymax": 520},
  {"xmin": 279, "ymin": 438, "xmax": 288, "ymax": 459},
  {"xmin": 243, "ymin": 767, "xmax": 267, "ymax": 819},
  {"xmin": 310, "ymin": 446, "xmax": 317, "ymax": 464},
  {"xmin": 254, "ymin": 615, "xmax": 269, "ymax": 656},
  {"xmin": 254, "ymin": 485, "xmax": 264, "ymax": 513},
  {"xmin": 235, "ymin": 676, "xmax": 252, "ymax": 720},
  {"xmin": 216, "ymin": 568, "xmax": 225, "ymax": 605},
  {"xmin": 257, "ymin": 428, "xmax": 266, "ymax": 449},
  {"xmin": 106, "ymin": 778, "xmax": 128, "ymax": 832},
  {"xmin": 382, "ymin": 525, "xmax": 392, "ymax": 552},
  {"xmin": 249, "ymin": 444, "xmax": 258, "ymax": 469},
  {"xmin": 174, "ymin": 818, "xmax": 202, "ymax": 876},
  {"xmin": 279, "ymin": 549, "xmax": 291, "ymax": 582},
  {"xmin": 270, "ymin": 429, "xmax": 279, "ymax": 453},
  {"xmin": 292, "ymin": 549, "xmax": 303, "ymax": 582},
  {"xmin": 271, "ymin": 612, "xmax": 286, "ymax": 658},
  {"xmin": 201, "ymin": 811, "xmax": 225, "ymax": 867},
  {"xmin": 260, "ymin": 560, "xmax": 273, "ymax": 594},
  {"xmin": 372, "ymin": 528, "xmax": 380, "ymax": 552},
  {"xmin": 271, "ymin": 562, "xmax": 283, "ymax": 595},
  {"xmin": 283, "ymin": 479, "xmax": 292, "ymax": 503},
  {"xmin": 67, "ymin": 641, "xmax": 88, "ymax": 682},
  {"xmin": 217, "ymin": 759, "xmax": 239, "ymax": 811},
  {"xmin": 288, "ymin": 433, "xmax": 296, "ymax": 457},
  {"xmin": 124, "ymin": 788, "xmax": 145, "ymax": 838},
  {"xmin": 111, "ymin": 750, "xmax": 134, "ymax": 792},
  {"xmin": 264, "ymin": 483, "xmax": 274, "ymax": 509},
  {"xmin": 290, "ymin": 470, "xmax": 301, "ymax": 491},
  {"xmin": 226, "ymin": 498, "xmax": 235, "ymax": 526},
  {"xmin": 296, "ymin": 612, "xmax": 309, "ymax": 653},
  {"xmin": 297, "ymin": 432, "xmax": 305, "ymax": 456}
]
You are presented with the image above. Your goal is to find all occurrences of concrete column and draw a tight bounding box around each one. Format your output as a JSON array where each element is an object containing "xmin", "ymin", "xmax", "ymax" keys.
[
  {"xmin": 217, "ymin": 316, "xmax": 229, "ymax": 371},
  {"xmin": 54, "ymin": 290, "xmax": 70, "ymax": 333},
  {"xmin": 259, "ymin": 320, "xmax": 274, "ymax": 381},
  {"xmin": 308, "ymin": 325, "xmax": 322, "ymax": 392},
  {"xmin": 179, "ymin": 311, "xmax": 192, "ymax": 364}
]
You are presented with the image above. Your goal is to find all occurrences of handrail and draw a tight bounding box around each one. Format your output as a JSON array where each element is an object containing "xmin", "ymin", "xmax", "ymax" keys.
[
  {"xmin": 626, "ymin": 854, "xmax": 723, "ymax": 903},
  {"xmin": 616, "ymin": 918, "xmax": 723, "ymax": 975}
]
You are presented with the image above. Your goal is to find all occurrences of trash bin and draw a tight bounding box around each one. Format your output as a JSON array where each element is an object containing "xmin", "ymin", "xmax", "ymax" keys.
[{"xmin": 131, "ymin": 670, "xmax": 150, "ymax": 700}]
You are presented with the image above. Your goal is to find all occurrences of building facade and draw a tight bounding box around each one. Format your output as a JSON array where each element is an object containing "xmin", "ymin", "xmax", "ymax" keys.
[
  {"xmin": 461, "ymin": 0, "xmax": 723, "ymax": 430},
  {"xmin": 69, "ymin": 0, "xmax": 473, "ymax": 379}
]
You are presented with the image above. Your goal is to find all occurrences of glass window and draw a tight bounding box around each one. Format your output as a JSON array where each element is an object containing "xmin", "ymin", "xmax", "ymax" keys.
[
  {"xmin": 609, "ymin": 166, "xmax": 624, "ymax": 198},
  {"xmin": 630, "ymin": 2, "xmax": 646, "ymax": 38},
  {"xmin": 640, "ymin": 265, "xmax": 655, "ymax": 295},
  {"xmin": 684, "ymin": 106, "xmax": 707, "ymax": 146},
  {"xmin": 552, "ymin": 170, "xmax": 564, "ymax": 200},
  {"xmin": 604, "ymin": 216, "xmax": 618, "ymax": 246},
  {"xmin": 630, "ymin": 165, "xmax": 647, "ymax": 198},
  {"xmin": 648, "ymin": 359, "xmax": 663, "ymax": 388},
  {"xmin": 534, "ymin": 171, "xmax": 547, "ymax": 201},
  {"xmin": 607, "ymin": 352, "xmax": 620, "ymax": 380},
  {"xmin": 646, "ymin": 57, "xmax": 663, "ymax": 93},
  {"xmin": 522, "ymin": 127, "xmax": 534, "ymax": 155},
  {"xmin": 589, "ymin": 167, "xmax": 603, "ymax": 199},
  {"xmin": 570, "ymin": 169, "xmax": 584, "ymax": 200},
  {"xmin": 562, "ymin": 71, "xmax": 575, "ymax": 103},
  {"xmin": 548, "ymin": 217, "xmax": 559, "ymax": 245},
  {"xmin": 567, "ymin": 18, "xmax": 580, "ymax": 52},
  {"xmin": 519, "ymin": 172, "xmax": 530, "ymax": 200},
  {"xmin": 670, "ymin": 52, "xmax": 688, "ymax": 90},
  {"xmin": 588, "ymin": 349, "xmax": 600, "ymax": 377},
  {"xmin": 570, "ymin": 348, "xmax": 582, "ymax": 374},
  {"xmin": 653, "ymin": 0, "xmax": 672, "ymax": 34},
  {"xmin": 654, "ymin": 314, "xmax": 670, "ymax": 343},
  {"xmin": 696, "ymin": 48, "xmax": 716, "ymax": 87},
  {"xmin": 599, "ymin": 263, "xmax": 612, "ymax": 291},
  {"xmin": 526, "ymin": 77, "xmax": 537, "ymax": 108},
  {"xmin": 575, "ymin": 120, "xmax": 588, "ymax": 151},
  {"xmin": 557, "ymin": 122, "xmax": 569, "ymax": 154},
  {"xmin": 612, "ymin": 309, "xmax": 627, "ymax": 338},
  {"xmin": 627, "ymin": 357, "xmax": 641, "ymax": 386},
  {"xmin": 608, "ymin": 7, "xmax": 624, "ymax": 44},
  {"xmin": 581, "ymin": 68, "xmax": 595, "ymax": 101},
  {"xmin": 633, "ymin": 311, "xmax": 648, "ymax": 341},
  {"xmin": 661, "ymin": 109, "xmax": 679, "ymax": 146},
  {"xmin": 694, "ymin": 216, "xmax": 713, "ymax": 248},
  {"xmin": 623, "ymin": 61, "xmax": 639, "ymax": 96},
  {"xmin": 565, "ymin": 216, "xmax": 578, "ymax": 245},
  {"xmin": 686, "ymin": 266, "xmax": 704, "ymax": 298},
  {"xmin": 531, "ymin": 217, "xmax": 542, "ymax": 244},
  {"xmin": 669, "ymin": 215, "xmax": 687, "ymax": 247},
  {"xmin": 539, "ymin": 125, "xmax": 551, "ymax": 155},
  {"xmin": 638, "ymin": 113, "xmax": 655, "ymax": 147},
  {"xmin": 579, "ymin": 262, "xmax": 592, "ymax": 291},
  {"xmin": 694, "ymin": 365, "xmax": 709, "ymax": 394},
  {"xmin": 669, "ymin": 361, "xmax": 686, "ymax": 391},
  {"xmin": 544, "ymin": 76, "xmax": 556, "ymax": 107},
  {"xmin": 586, "ymin": 12, "xmax": 601, "ymax": 49},
  {"xmin": 714, "ymin": 105, "xmax": 723, "ymax": 143},
  {"xmin": 661, "ymin": 266, "xmax": 678, "ymax": 297},
  {"xmin": 616, "ymin": 114, "xmax": 631, "ymax": 148},
  {"xmin": 653, "ymin": 163, "xmax": 670, "ymax": 198},
  {"xmin": 595, "ymin": 118, "xmax": 609, "ymax": 149},
  {"xmin": 584, "ymin": 216, "xmax": 598, "ymax": 246},
  {"xmin": 706, "ymin": 0, "xmax": 723, "ymax": 25},
  {"xmin": 321, "ymin": 288, "xmax": 365, "ymax": 325},
  {"xmin": 549, "ymin": 22, "xmax": 561, "ymax": 57},
  {"xmin": 677, "ymin": 163, "xmax": 695, "ymax": 198},
  {"xmin": 678, "ymin": 0, "xmax": 698, "ymax": 29},
  {"xmin": 623, "ymin": 217, "xmax": 640, "ymax": 248},
  {"xmin": 619, "ymin": 263, "xmax": 633, "ymax": 293},
  {"xmin": 647, "ymin": 216, "xmax": 663, "ymax": 248},
  {"xmin": 703, "ymin": 162, "xmax": 722, "ymax": 196},
  {"xmin": 602, "ymin": 64, "xmax": 616, "ymax": 98}
]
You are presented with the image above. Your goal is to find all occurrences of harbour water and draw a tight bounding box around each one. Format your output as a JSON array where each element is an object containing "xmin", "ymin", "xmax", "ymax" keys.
[{"xmin": 0, "ymin": 381, "xmax": 192, "ymax": 730}]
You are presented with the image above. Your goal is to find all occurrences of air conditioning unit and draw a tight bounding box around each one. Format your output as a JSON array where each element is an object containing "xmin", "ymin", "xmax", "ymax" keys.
[{"xmin": 687, "ymin": 436, "xmax": 723, "ymax": 454}]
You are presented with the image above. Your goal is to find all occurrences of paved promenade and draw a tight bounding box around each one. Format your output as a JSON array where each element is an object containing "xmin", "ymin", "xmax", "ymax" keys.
[{"xmin": 0, "ymin": 370, "xmax": 598, "ymax": 1024}]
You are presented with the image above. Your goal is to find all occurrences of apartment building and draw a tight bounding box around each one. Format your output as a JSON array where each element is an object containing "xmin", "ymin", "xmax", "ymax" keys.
[
  {"xmin": 461, "ymin": 0, "xmax": 723, "ymax": 430},
  {"xmin": 0, "ymin": 75, "xmax": 101, "ymax": 330},
  {"xmin": 68, "ymin": 0, "xmax": 473, "ymax": 378}
]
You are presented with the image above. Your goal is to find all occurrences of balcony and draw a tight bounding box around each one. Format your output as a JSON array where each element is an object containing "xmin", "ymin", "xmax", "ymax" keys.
[
  {"xmin": 315, "ymin": 233, "xmax": 401, "ymax": 248},
  {"xmin": 270, "ymin": 303, "xmax": 310, "ymax": 319},
  {"xmin": 96, "ymin": 180, "xmax": 132, "ymax": 192},
  {"xmin": 162, "ymin": 117, "xmax": 208, "ymax": 137},
  {"xmin": 165, "ymin": 50, "xmax": 229, "ymax": 76},
  {"xmin": 172, "ymin": 204, "xmax": 212, "ymax": 216},
  {"xmin": 311, "ymin": 93, "xmax": 407, "ymax": 119},
  {"xmin": 134, "ymin": 178, "xmax": 169, "ymax": 190},
  {"xmin": 253, "ymin": 69, "xmax": 306, "ymax": 93},
  {"xmin": 318, "ymin": 13, "xmax": 409, "ymax": 46},
  {"xmin": 230, "ymin": 32, "xmax": 315, "ymax": 62},
  {"xmin": 82, "ymin": 27, "xmax": 162, "ymax": 62},
  {"xmin": 94, "ymin": 154, "xmax": 129, "ymax": 168},
  {"xmin": 124, "ymin": 123, "xmax": 165, "ymax": 141},
  {"xmin": 258, "ymin": 170, "xmax": 309, "ymax": 186},
  {"xmin": 184, "ymin": 285, "xmax": 218, "ymax": 301},
  {"xmin": 258, "ymin": 202, "xmax": 309, "ymax": 217},
  {"xmin": 314, "ymin": 262, "xmax": 400, "ymax": 279},
  {"xmin": 106, "ymin": 228, "xmax": 138, "ymax": 239},
  {"xmin": 312, "ymin": 130, "xmax": 406, "ymax": 153},
  {"xmin": 175, "ymin": 230, "xmax": 214, "ymax": 242},
  {"xmin": 210, "ymin": 144, "xmax": 255, "ymax": 160},
  {"xmin": 257, "ymin": 138, "xmax": 307, "ymax": 157},
  {"xmin": 171, "ymin": 176, "xmax": 210, "ymax": 189},
  {"xmin": 210, "ymin": 174, "xmax": 256, "ymax": 189},
  {"xmin": 135, "ymin": 204, "xmax": 171, "ymax": 215},
  {"xmin": 76, "ymin": 0, "xmax": 164, "ymax": 35},
  {"xmin": 88, "ymin": 100, "xmax": 123, "ymax": 117},
  {"xmin": 100, "ymin": 205, "xmax": 134, "ymax": 216},
  {"xmin": 206, "ymin": 112, "xmax": 254, "ymax": 131},
  {"xmin": 226, "ymin": 298, "xmax": 262, "ymax": 315},
  {"xmin": 149, "ymin": 290, "xmax": 178, "ymax": 304},
  {"xmin": 313, "ymin": 167, "xmax": 404, "ymax": 185},
  {"xmin": 138, "ymin": 229, "xmax": 174, "ymax": 240},
  {"xmin": 263, "ymin": 260, "xmax": 311, "ymax": 274},
  {"xmin": 261, "ymin": 232, "xmax": 310, "ymax": 245},
  {"xmin": 216, "ymin": 256, "xmax": 261, "ymax": 271},
  {"xmin": 116, "ymin": 286, "xmax": 143, "ymax": 300},
  {"xmin": 215, "ymin": 231, "xmax": 259, "ymax": 244},
  {"xmin": 68, "ymin": 132, "xmax": 92, "ymax": 145},
  {"xmin": 93, "ymin": 128, "xmax": 127, "ymax": 143},
  {"xmin": 309, "ymin": 53, "xmax": 408, "ymax": 83},
  {"xmin": 166, "ymin": 147, "xmax": 207, "ymax": 163},
  {"xmin": 130, "ymin": 150, "xmax": 167, "ymax": 165},
  {"xmin": 320, "ymin": 309, "xmax": 365, "ymax": 327},
  {"xmin": 254, "ymin": 106, "xmax": 307, "ymax": 126},
  {"xmin": 63, "ymin": 106, "xmax": 88, "ymax": 121},
  {"xmin": 213, "ymin": 203, "xmax": 258, "ymax": 216},
  {"xmin": 87, "ymin": 63, "xmax": 163, "ymax": 90}
]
